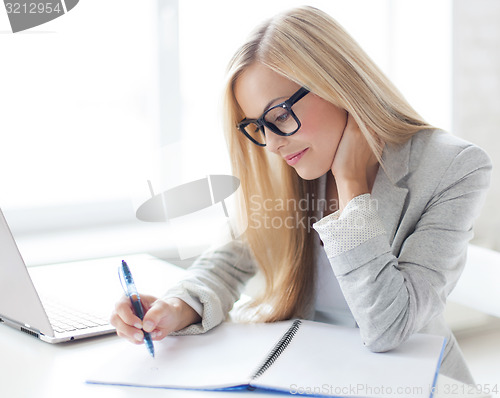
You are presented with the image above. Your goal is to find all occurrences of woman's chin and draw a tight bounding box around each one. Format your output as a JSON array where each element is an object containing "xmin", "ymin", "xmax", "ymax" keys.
[{"xmin": 293, "ymin": 166, "xmax": 326, "ymax": 181}]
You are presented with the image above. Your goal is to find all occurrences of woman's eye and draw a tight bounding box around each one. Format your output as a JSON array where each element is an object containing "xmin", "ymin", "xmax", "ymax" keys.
[{"xmin": 275, "ymin": 110, "xmax": 291, "ymax": 124}]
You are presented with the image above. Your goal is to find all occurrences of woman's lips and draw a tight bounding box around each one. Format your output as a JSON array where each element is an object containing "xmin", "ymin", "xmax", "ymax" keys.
[{"xmin": 284, "ymin": 148, "xmax": 309, "ymax": 166}]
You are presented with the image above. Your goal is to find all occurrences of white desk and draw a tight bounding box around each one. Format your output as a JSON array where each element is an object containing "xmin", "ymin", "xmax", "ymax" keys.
[
  {"xmin": 0, "ymin": 321, "xmax": 489, "ymax": 398},
  {"xmin": 0, "ymin": 255, "xmax": 489, "ymax": 398}
]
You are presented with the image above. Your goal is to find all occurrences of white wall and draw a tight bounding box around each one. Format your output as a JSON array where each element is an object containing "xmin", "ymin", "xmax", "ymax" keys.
[{"xmin": 453, "ymin": 0, "xmax": 500, "ymax": 250}]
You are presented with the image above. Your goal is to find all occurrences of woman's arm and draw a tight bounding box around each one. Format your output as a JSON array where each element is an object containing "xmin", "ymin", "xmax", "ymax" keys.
[
  {"xmin": 329, "ymin": 113, "xmax": 378, "ymax": 212},
  {"xmin": 111, "ymin": 239, "xmax": 257, "ymax": 342},
  {"xmin": 161, "ymin": 239, "xmax": 258, "ymax": 335},
  {"xmin": 316, "ymin": 131, "xmax": 491, "ymax": 352}
]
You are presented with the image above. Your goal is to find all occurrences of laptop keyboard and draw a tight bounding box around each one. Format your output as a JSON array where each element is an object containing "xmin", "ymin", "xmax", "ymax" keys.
[{"xmin": 43, "ymin": 298, "xmax": 110, "ymax": 334}]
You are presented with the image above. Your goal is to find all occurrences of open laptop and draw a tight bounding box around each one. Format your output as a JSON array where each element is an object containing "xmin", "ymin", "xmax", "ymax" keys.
[{"xmin": 0, "ymin": 209, "xmax": 116, "ymax": 343}]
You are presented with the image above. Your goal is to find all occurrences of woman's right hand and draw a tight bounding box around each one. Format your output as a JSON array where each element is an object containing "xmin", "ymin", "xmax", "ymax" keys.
[{"xmin": 110, "ymin": 294, "xmax": 201, "ymax": 344}]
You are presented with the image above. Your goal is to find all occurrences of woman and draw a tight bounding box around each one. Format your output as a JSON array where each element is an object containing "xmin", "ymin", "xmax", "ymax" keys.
[{"xmin": 111, "ymin": 6, "xmax": 491, "ymax": 384}]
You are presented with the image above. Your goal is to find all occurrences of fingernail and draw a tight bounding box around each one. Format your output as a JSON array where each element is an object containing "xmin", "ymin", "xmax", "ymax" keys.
[
  {"xmin": 143, "ymin": 321, "xmax": 154, "ymax": 332},
  {"xmin": 134, "ymin": 322, "xmax": 142, "ymax": 329},
  {"xmin": 134, "ymin": 332, "xmax": 143, "ymax": 342}
]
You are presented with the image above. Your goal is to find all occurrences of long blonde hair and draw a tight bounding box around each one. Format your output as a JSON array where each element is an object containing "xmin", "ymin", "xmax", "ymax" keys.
[{"xmin": 224, "ymin": 6, "xmax": 432, "ymax": 322}]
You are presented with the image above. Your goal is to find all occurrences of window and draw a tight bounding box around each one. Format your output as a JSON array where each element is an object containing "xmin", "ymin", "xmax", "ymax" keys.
[{"xmin": 1, "ymin": 1, "xmax": 161, "ymax": 233}]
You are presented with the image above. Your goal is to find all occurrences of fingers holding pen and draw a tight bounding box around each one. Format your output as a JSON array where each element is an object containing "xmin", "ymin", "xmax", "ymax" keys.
[
  {"xmin": 113, "ymin": 295, "xmax": 143, "ymax": 327},
  {"xmin": 142, "ymin": 297, "xmax": 202, "ymax": 340},
  {"xmin": 110, "ymin": 294, "xmax": 175, "ymax": 343},
  {"xmin": 142, "ymin": 298, "xmax": 181, "ymax": 340},
  {"xmin": 111, "ymin": 294, "xmax": 201, "ymax": 344},
  {"xmin": 110, "ymin": 295, "xmax": 147, "ymax": 344},
  {"xmin": 110, "ymin": 313, "xmax": 144, "ymax": 344}
]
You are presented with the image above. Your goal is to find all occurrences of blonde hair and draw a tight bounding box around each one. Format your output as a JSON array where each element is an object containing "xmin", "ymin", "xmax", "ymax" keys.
[{"xmin": 224, "ymin": 6, "xmax": 432, "ymax": 322}]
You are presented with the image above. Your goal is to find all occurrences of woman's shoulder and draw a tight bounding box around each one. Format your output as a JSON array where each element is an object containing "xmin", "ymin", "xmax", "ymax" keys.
[{"xmin": 408, "ymin": 128, "xmax": 491, "ymax": 173}]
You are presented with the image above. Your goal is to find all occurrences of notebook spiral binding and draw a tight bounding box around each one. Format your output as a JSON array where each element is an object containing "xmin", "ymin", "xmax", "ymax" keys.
[{"xmin": 251, "ymin": 319, "xmax": 302, "ymax": 380}]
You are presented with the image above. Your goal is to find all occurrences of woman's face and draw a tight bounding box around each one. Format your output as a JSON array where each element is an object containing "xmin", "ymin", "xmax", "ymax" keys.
[{"xmin": 234, "ymin": 62, "xmax": 347, "ymax": 180}]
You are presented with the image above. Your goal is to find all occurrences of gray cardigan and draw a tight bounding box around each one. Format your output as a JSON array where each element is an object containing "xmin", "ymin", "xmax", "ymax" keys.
[{"xmin": 164, "ymin": 129, "xmax": 492, "ymax": 384}]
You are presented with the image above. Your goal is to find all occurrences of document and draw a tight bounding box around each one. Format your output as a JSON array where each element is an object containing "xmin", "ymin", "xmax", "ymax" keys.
[{"xmin": 87, "ymin": 319, "xmax": 445, "ymax": 398}]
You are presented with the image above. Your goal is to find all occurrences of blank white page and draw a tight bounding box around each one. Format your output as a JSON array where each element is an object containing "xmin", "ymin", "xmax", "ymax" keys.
[
  {"xmin": 254, "ymin": 320, "xmax": 444, "ymax": 398},
  {"xmin": 87, "ymin": 320, "xmax": 293, "ymax": 390}
]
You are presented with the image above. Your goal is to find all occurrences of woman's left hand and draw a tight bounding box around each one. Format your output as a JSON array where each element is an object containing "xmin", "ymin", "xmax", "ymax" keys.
[{"xmin": 330, "ymin": 112, "xmax": 376, "ymax": 211}]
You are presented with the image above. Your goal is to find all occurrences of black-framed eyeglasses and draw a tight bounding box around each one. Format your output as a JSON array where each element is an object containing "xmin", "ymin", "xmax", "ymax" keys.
[{"xmin": 237, "ymin": 87, "xmax": 310, "ymax": 147}]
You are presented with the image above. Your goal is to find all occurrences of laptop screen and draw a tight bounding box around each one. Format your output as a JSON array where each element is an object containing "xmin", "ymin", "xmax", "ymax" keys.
[{"xmin": 0, "ymin": 210, "xmax": 53, "ymax": 336}]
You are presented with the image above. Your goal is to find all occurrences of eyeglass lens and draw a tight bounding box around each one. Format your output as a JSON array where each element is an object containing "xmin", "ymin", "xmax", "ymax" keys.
[
  {"xmin": 265, "ymin": 106, "xmax": 298, "ymax": 133},
  {"xmin": 243, "ymin": 106, "xmax": 299, "ymax": 145}
]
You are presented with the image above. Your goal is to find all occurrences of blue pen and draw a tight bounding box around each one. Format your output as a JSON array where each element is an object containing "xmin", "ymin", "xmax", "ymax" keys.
[{"xmin": 119, "ymin": 260, "xmax": 155, "ymax": 358}]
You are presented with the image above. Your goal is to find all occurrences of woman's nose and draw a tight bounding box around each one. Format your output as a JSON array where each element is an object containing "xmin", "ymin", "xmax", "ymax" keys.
[{"xmin": 264, "ymin": 129, "xmax": 286, "ymax": 154}]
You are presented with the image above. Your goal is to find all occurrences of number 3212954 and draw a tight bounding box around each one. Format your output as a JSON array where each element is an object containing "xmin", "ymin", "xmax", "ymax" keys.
[{"xmin": 5, "ymin": 3, "xmax": 63, "ymax": 14}]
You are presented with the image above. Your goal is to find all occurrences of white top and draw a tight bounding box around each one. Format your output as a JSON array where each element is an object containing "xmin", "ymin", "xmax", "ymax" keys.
[
  {"xmin": 311, "ymin": 174, "xmax": 357, "ymax": 326},
  {"xmin": 312, "ymin": 236, "xmax": 356, "ymax": 327}
]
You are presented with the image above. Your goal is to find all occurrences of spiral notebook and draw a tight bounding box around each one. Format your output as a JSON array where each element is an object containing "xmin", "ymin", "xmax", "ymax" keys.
[{"xmin": 87, "ymin": 319, "xmax": 445, "ymax": 398}]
